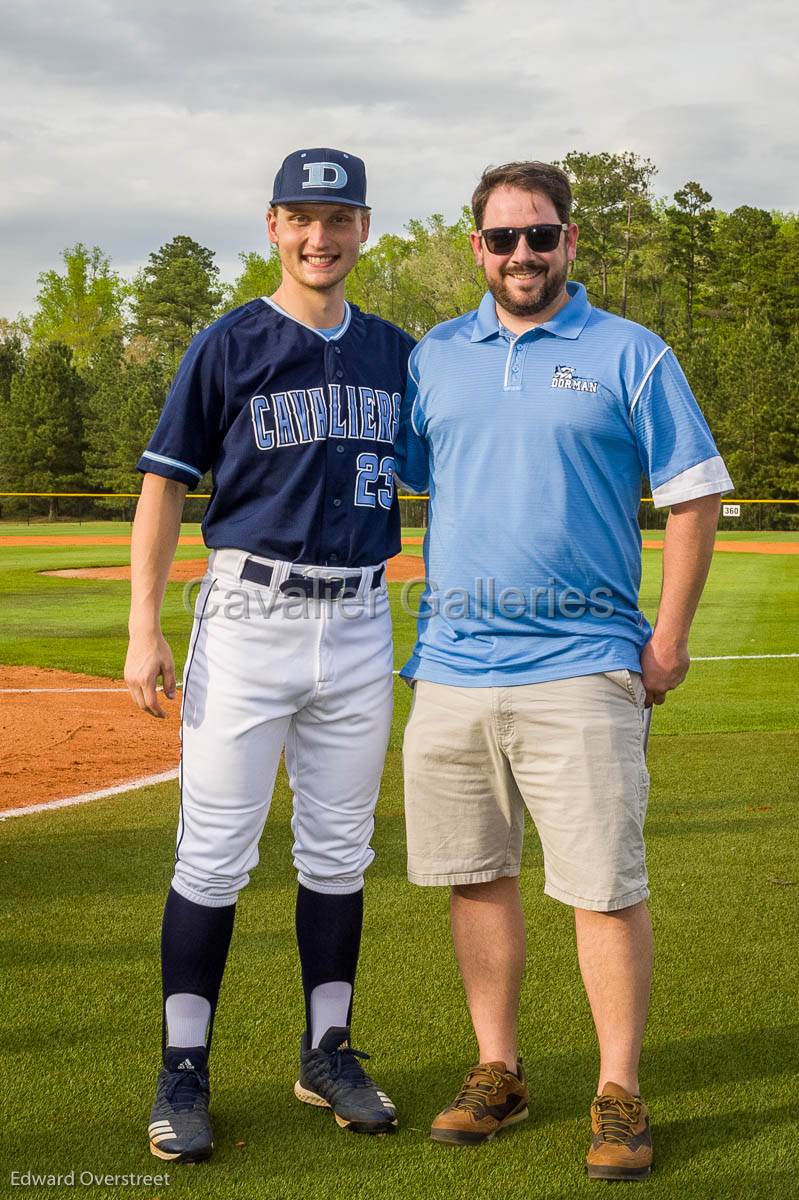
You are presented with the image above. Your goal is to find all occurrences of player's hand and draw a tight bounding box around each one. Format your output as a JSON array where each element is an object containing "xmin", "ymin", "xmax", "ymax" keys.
[
  {"xmin": 640, "ymin": 635, "xmax": 690, "ymax": 707},
  {"xmin": 124, "ymin": 631, "xmax": 177, "ymax": 719}
]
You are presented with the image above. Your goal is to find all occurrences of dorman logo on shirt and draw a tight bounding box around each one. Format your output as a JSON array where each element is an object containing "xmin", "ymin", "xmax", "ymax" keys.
[{"xmin": 551, "ymin": 364, "xmax": 598, "ymax": 393}]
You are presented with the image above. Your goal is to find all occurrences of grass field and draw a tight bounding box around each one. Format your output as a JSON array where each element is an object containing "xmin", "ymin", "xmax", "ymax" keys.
[{"xmin": 1, "ymin": 526, "xmax": 797, "ymax": 1199}]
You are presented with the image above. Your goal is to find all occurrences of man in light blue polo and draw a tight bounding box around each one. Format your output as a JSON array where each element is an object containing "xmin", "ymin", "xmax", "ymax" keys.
[{"xmin": 394, "ymin": 160, "xmax": 732, "ymax": 1179}]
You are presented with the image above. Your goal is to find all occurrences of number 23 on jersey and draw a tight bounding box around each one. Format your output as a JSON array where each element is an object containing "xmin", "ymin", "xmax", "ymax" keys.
[{"xmin": 355, "ymin": 453, "xmax": 394, "ymax": 510}]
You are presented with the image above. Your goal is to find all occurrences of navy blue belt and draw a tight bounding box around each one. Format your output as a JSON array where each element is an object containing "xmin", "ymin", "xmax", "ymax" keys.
[{"xmin": 240, "ymin": 559, "xmax": 384, "ymax": 599}]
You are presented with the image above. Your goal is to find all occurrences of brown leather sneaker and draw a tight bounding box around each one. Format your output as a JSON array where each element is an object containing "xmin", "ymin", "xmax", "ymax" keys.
[
  {"xmin": 430, "ymin": 1061, "xmax": 529, "ymax": 1145},
  {"xmin": 585, "ymin": 1081, "xmax": 653, "ymax": 1180}
]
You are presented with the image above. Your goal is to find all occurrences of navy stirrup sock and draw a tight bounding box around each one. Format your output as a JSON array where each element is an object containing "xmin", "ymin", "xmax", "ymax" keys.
[
  {"xmin": 295, "ymin": 883, "xmax": 363, "ymax": 1037},
  {"xmin": 160, "ymin": 887, "xmax": 236, "ymax": 1060}
]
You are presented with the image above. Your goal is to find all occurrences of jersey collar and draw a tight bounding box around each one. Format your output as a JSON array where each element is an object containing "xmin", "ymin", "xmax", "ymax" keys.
[
  {"xmin": 470, "ymin": 281, "xmax": 592, "ymax": 343},
  {"xmin": 261, "ymin": 296, "xmax": 352, "ymax": 341}
]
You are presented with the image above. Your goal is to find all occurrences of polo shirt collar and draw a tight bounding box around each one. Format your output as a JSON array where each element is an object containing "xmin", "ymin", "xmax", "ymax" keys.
[
  {"xmin": 471, "ymin": 291, "xmax": 503, "ymax": 342},
  {"xmin": 470, "ymin": 280, "xmax": 592, "ymax": 342}
]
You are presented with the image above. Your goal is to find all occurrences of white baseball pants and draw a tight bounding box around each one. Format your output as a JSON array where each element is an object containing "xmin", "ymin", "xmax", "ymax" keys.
[{"xmin": 171, "ymin": 548, "xmax": 394, "ymax": 907}]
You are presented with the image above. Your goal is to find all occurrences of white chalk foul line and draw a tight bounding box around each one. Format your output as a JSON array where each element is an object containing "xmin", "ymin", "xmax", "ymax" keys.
[
  {"xmin": 394, "ymin": 654, "xmax": 799, "ymax": 674},
  {"xmin": 0, "ymin": 685, "xmax": 182, "ymax": 694},
  {"xmin": 691, "ymin": 653, "xmax": 799, "ymax": 662},
  {"xmin": 0, "ymin": 686, "xmax": 131, "ymax": 693},
  {"xmin": 0, "ymin": 769, "xmax": 179, "ymax": 819}
]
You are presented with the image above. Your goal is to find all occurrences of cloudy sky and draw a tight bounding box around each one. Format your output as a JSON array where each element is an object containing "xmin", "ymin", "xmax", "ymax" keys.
[{"xmin": 1, "ymin": 0, "xmax": 796, "ymax": 318}]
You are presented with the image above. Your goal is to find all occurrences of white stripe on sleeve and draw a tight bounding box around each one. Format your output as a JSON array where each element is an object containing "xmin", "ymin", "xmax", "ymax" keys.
[
  {"xmin": 141, "ymin": 450, "xmax": 203, "ymax": 480},
  {"xmin": 651, "ymin": 455, "xmax": 734, "ymax": 509}
]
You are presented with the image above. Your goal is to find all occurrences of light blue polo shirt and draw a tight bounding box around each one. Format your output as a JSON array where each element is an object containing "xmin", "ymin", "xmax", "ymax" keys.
[{"xmin": 395, "ymin": 282, "xmax": 732, "ymax": 687}]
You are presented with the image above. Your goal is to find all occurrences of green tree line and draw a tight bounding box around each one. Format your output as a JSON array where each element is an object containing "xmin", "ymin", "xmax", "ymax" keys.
[{"xmin": 1, "ymin": 150, "xmax": 797, "ymax": 519}]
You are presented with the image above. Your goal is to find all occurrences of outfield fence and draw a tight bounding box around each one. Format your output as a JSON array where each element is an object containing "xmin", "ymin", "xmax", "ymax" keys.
[{"xmin": 1, "ymin": 492, "xmax": 799, "ymax": 531}]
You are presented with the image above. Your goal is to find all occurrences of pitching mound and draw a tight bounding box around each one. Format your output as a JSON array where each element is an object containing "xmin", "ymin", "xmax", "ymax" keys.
[{"xmin": 43, "ymin": 553, "xmax": 426, "ymax": 584}]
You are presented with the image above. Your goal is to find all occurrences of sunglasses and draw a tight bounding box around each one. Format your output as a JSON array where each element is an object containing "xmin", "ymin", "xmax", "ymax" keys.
[{"xmin": 478, "ymin": 223, "xmax": 569, "ymax": 255}]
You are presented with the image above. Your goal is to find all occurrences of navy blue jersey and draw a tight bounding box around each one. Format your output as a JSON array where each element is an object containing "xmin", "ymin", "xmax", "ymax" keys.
[{"xmin": 137, "ymin": 298, "xmax": 415, "ymax": 568}]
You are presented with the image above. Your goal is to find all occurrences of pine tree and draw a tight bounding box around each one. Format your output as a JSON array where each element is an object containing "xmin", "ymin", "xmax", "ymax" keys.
[
  {"xmin": 772, "ymin": 214, "xmax": 799, "ymax": 344},
  {"xmin": 133, "ymin": 236, "xmax": 222, "ymax": 372},
  {"xmin": 666, "ymin": 182, "xmax": 714, "ymax": 338},
  {"xmin": 0, "ymin": 342, "xmax": 85, "ymax": 517},
  {"xmin": 0, "ymin": 320, "xmax": 25, "ymax": 405},
  {"xmin": 85, "ymin": 335, "xmax": 166, "ymax": 502},
  {"xmin": 711, "ymin": 324, "xmax": 784, "ymax": 497},
  {"xmin": 707, "ymin": 206, "xmax": 777, "ymax": 326}
]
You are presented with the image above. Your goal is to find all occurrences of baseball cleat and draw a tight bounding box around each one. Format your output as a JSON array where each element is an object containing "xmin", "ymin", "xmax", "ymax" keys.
[
  {"xmin": 148, "ymin": 1046, "xmax": 213, "ymax": 1164},
  {"xmin": 294, "ymin": 1026, "xmax": 398, "ymax": 1134}
]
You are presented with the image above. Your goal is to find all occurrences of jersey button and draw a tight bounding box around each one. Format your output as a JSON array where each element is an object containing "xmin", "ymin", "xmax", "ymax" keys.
[
  {"xmin": 334, "ymin": 346, "xmax": 342, "ymax": 355},
  {"xmin": 336, "ymin": 444, "xmax": 345, "ymax": 454},
  {"xmin": 333, "ymin": 498, "xmax": 342, "ymax": 507},
  {"xmin": 335, "ymin": 370, "xmax": 344, "ymax": 379},
  {"xmin": 329, "ymin": 553, "xmax": 340, "ymax": 562}
]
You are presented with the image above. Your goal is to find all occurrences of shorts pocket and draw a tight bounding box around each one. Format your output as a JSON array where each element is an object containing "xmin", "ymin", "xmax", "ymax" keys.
[
  {"xmin": 627, "ymin": 670, "xmax": 647, "ymax": 709},
  {"xmin": 603, "ymin": 668, "xmax": 644, "ymax": 707}
]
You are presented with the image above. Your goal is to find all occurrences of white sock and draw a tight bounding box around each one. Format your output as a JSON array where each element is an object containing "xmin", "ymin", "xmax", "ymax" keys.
[
  {"xmin": 165, "ymin": 993, "xmax": 211, "ymax": 1048},
  {"xmin": 310, "ymin": 982, "xmax": 353, "ymax": 1048}
]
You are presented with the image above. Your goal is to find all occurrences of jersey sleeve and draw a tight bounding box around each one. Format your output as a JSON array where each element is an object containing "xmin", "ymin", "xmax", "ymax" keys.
[
  {"xmin": 136, "ymin": 325, "xmax": 226, "ymax": 490},
  {"xmin": 393, "ymin": 355, "xmax": 429, "ymax": 494},
  {"xmin": 631, "ymin": 348, "xmax": 733, "ymax": 508}
]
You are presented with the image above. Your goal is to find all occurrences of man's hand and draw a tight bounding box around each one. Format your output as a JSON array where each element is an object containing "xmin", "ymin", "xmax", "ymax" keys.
[
  {"xmin": 125, "ymin": 630, "xmax": 177, "ymax": 719},
  {"xmin": 640, "ymin": 635, "xmax": 690, "ymax": 707},
  {"xmin": 125, "ymin": 473, "xmax": 187, "ymax": 718},
  {"xmin": 641, "ymin": 493, "xmax": 721, "ymax": 706}
]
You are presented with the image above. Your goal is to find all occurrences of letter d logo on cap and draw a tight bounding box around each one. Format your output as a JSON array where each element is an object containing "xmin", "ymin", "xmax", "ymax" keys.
[{"xmin": 303, "ymin": 161, "xmax": 348, "ymax": 189}]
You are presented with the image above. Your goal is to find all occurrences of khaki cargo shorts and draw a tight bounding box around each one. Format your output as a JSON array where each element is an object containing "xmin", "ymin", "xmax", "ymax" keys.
[{"xmin": 402, "ymin": 671, "xmax": 651, "ymax": 912}]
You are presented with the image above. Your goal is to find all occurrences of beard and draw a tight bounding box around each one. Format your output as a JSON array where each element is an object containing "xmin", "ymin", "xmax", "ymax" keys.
[{"xmin": 487, "ymin": 257, "xmax": 569, "ymax": 317}]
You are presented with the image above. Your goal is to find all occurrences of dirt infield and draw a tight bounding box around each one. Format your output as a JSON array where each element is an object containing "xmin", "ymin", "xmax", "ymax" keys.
[
  {"xmin": 1, "ymin": 534, "xmax": 426, "ymax": 547},
  {"xmin": 643, "ymin": 540, "xmax": 799, "ymax": 554},
  {"xmin": 0, "ymin": 666, "xmax": 181, "ymax": 812}
]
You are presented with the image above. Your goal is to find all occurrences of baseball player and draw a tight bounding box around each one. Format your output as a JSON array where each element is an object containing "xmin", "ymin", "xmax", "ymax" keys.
[{"xmin": 124, "ymin": 148, "xmax": 413, "ymax": 1163}]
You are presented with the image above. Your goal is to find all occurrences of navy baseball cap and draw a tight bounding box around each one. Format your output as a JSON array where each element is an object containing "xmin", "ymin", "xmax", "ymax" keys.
[{"xmin": 271, "ymin": 147, "xmax": 368, "ymax": 209}]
